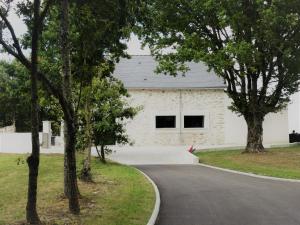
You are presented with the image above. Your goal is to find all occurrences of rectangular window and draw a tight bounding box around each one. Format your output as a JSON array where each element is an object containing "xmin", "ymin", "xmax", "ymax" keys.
[
  {"xmin": 156, "ymin": 116, "xmax": 176, "ymax": 128},
  {"xmin": 184, "ymin": 116, "xmax": 204, "ymax": 128}
]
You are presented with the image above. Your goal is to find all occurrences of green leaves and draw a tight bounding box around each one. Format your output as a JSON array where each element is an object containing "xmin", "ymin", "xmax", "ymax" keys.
[
  {"xmin": 77, "ymin": 76, "xmax": 139, "ymax": 149},
  {"xmin": 0, "ymin": 61, "xmax": 30, "ymax": 129},
  {"xmin": 137, "ymin": 0, "xmax": 300, "ymax": 116}
]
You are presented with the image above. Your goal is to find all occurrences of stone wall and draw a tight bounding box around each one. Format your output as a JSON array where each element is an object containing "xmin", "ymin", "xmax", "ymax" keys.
[
  {"xmin": 125, "ymin": 88, "xmax": 226, "ymax": 146},
  {"xmin": 124, "ymin": 88, "xmax": 289, "ymax": 147}
]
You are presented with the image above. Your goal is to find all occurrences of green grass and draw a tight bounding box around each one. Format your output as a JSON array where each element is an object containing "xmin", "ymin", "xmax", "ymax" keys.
[
  {"xmin": 195, "ymin": 146, "xmax": 300, "ymax": 179},
  {"xmin": 0, "ymin": 153, "xmax": 155, "ymax": 225}
]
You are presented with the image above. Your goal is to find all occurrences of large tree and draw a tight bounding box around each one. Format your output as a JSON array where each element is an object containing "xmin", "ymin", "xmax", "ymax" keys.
[
  {"xmin": 34, "ymin": 0, "xmax": 139, "ymax": 183},
  {"xmin": 26, "ymin": 0, "xmax": 41, "ymax": 222},
  {"xmin": 0, "ymin": 0, "xmax": 45, "ymax": 223},
  {"xmin": 60, "ymin": 0, "xmax": 80, "ymax": 214},
  {"xmin": 0, "ymin": 0, "xmax": 81, "ymax": 215},
  {"xmin": 71, "ymin": 0, "xmax": 137, "ymax": 181},
  {"xmin": 137, "ymin": 0, "xmax": 300, "ymax": 152},
  {"xmin": 1, "ymin": 0, "xmax": 141, "ymax": 215}
]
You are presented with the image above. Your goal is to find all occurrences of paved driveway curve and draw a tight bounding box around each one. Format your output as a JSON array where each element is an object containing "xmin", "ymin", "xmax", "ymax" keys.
[{"xmin": 137, "ymin": 165, "xmax": 300, "ymax": 225}]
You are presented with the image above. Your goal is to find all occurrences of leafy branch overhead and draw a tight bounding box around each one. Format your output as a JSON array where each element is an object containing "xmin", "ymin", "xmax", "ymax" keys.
[
  {"xmin": 77, "ymin": 76, "xmax": 140, "ymax": 162},
  {"xmin": 0, "ymin": 0, "xmax": 141, "ymax": 222},
  {"xmin": 136, "ymin": 0, "xmax": 300, "ymax": 152},
  {"xmin": 137, "ymin": 0, "xmax": 300, "ymax": 115}
]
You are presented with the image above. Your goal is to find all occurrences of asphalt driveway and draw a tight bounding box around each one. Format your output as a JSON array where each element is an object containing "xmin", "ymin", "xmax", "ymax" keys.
[
  {"xmin": 137, "ymin": 165, "xmax": 300, "ymax": 225},
  {"xmin": 107, "ymin": 146, "xmax": 198, "ymax": 165}
]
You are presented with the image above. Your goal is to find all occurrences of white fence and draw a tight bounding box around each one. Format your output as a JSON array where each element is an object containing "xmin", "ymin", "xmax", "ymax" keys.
[
  {"xmin": 0, "ymin": 133, "xmax": 43, "ymax": 153},
  {"xmin": 0, "ymin": 121, "xmax": 63, "ymax": 154}
]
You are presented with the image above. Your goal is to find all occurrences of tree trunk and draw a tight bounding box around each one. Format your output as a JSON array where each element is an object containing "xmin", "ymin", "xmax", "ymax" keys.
[
  {"xmin": 63, "ymin": 120, "xmax": 69, "ymax": 198},
  {"xmin": 95, "ymin": 145, "xmax": 102, "ymax": 160},
  {"xmin": 63, "ymin": 119, "xmax": 80, "ymax": 200},
  {"xmin": 61, "ymin": 0, "xmax": 80, "ymax": 214},
  {"xmin": 26, "ymin": 0, "xmax": 41, "ymax": 224},
  {"xmin": 80, "ymin": 149, "xmax": 92, "ymax": 181},
  {"xmin": 65, "ymin": 120, "xmax": 80, "ymax": 214},
  {"xmin": 244, "ymin": 114, "xmax": 265, "ymax": 153},
  {"xmin": 80, "ymin": 95, "xmax": 93, "ymax": 182},
  {"xmin": 101, "ymin": 145, "xmax": 106, "ymax": 163}
]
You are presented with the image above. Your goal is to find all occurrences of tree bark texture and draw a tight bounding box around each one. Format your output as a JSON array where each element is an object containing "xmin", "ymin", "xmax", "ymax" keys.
[
  {"xmin": 63, "ymin": 121, "xmax": 69, "ymax": 198},
  {"xmin": 60, "ymin": 0, "xmax": 80, "ymax": 214},
  {"xmin": 244, "ymin": 114, "xmax": 265, "ymax": 153},
  {"xmin": 64, "ymin": 119, "xmax": 80, "ymax": 214},
  {"xmin": 80, "ymin": 98, "xmax": 93, "ymax": 182},
  {"xmin": 26, "ymin": 0, "xmax": 41, "ymax": 224},
  {"xmin": 101, "ymin": 145, "xmax": 106, "ymax": 163}
]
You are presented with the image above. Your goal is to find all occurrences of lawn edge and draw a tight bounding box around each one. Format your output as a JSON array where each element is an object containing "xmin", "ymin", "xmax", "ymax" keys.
[
  {"xmin": 135, "ymin": 168, "xmax": 161, "ymax": 225},
  {"xmin": 198, "ymin": 163, "xmax": 300, "ymax": 183}
]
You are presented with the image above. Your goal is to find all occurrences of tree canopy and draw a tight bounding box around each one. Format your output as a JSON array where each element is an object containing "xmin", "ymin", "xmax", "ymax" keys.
[
  {"xmin": 0, "ymin": 60, "xmax": 62, "ymax": 132},
  {"xmin": 0, "ymin": 0, "xmax": 142, "ymax": 221},
  {"xmin": 77, "ymin": 76, "xmax": 138, "ymax": 164},
  {"xmin": 136, "ymin": 0, "xmax": 300, "ymax": 152}
]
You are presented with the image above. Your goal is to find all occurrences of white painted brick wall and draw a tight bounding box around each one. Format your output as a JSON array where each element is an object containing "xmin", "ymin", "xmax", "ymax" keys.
[
  {"xmin": 124, "ymin": 88, "xmax": 289, "ymax": 147},
  {"xmin": 125, "ymin": 89, "xmax": 226, "ymax": 146}
]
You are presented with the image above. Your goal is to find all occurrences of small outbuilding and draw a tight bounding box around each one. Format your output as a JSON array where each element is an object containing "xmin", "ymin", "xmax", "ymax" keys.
[{"xmin": 113, "ymin": 55, "xmax": 289, "ymax": 148}]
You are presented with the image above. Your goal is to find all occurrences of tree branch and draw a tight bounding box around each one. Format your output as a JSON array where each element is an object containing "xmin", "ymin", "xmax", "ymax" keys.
[
  {"xmin": 0, "ymin": 0, "xmax": 74, "ymax": 127},
  {"xmin": 267, "ymin": 54, "xmax": 285, "ymax": 108},
  {"xmin": 0, "ymin": 38, "xmax": 19, "ymax": 58},
  {"xmin": 0, "ymin": 9, "xmax": 27, "ymax": 62},
  {"xmin": 40, "ymin": 0, "xmax": 54, "ymax": 25}
]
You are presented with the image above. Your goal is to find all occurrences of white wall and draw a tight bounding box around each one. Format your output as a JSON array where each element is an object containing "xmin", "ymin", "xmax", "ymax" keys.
[
  {"xmin": 288, "ymin": 92, "xmax": 300, "ymax": 133},
  {"xmin": 125, "ymin": 88, "xmax": 289, "ymax": 147},
  {"xmin": 0, "ymin": 133, "xmax": 43, "ymax": 153},
  {"xmin": 224, "ymin": 96, "xmax": 289, "ymax": 146},
  {"xmin": 126, "ymin": 88, "xmax": 225, "ymax": 146}
]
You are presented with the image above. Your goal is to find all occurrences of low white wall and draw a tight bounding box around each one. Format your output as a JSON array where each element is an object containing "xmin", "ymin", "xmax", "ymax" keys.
[
  {"xmin": 0, "ymin": 133, "xmax": 43, "ymax": 153},
  {"xmin": 224, "ymin": 96, "xmax": 289, "ymax": 146}
]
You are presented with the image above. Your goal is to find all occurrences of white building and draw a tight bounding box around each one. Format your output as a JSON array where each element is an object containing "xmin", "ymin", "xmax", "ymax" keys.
[{"xmin": 113, "ymin": 56, "xmax": 289, "ymax": 148}]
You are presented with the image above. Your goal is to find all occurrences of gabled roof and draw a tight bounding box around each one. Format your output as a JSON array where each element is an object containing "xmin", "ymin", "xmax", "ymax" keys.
[{"xmin": 113, "ymin": 55, "xmax": 226, "ymax": 89}]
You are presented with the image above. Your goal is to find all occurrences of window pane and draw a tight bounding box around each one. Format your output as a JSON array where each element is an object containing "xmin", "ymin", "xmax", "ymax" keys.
[
  {"xmin": 184, "ymin": 116, "xmax": 204, "ymax": 128},
  {"xmin": 156, "ymin": 116, "xmax": 176, "ymax": 128}
]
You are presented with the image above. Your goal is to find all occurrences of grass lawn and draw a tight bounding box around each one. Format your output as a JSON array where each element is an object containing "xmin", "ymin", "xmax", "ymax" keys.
[
  {"xmin": 0, "ymin": 153, "xmax": 155, "ymax": 225},
  {"xmin": 195, "ymin": 146, "xmax": 300, "ymax": 180}
]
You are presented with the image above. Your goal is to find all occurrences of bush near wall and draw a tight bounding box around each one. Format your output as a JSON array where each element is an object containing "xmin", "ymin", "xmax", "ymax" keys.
[{"xmin": 289, "ymin": 132, "xmax": 300, "ymax": 143}]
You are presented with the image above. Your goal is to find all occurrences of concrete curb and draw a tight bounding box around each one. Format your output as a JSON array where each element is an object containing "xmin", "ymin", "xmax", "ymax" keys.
[
  {"xmin": 198, "ymin": 163, "xmax": 300, "ymax": 183},
  {"xmin": 135, "ymin": 168, "xmax": 161, "ymax": 225}
]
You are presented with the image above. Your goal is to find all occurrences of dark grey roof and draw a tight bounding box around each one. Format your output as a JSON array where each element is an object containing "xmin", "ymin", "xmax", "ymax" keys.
[{"xmin": 113, "ymin": 55, "xmax": 226, "ymax": 89}]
